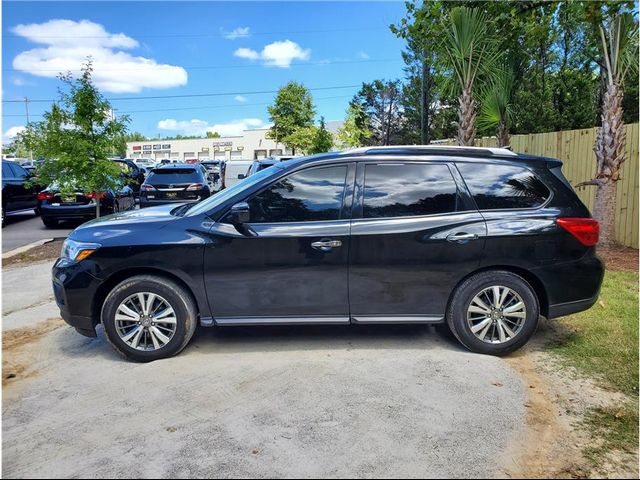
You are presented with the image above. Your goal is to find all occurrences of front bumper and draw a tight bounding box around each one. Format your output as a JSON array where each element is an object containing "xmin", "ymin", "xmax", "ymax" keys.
[{"xmin": 52, "ymin": 258, "xmax": 103, "ymax": 337}]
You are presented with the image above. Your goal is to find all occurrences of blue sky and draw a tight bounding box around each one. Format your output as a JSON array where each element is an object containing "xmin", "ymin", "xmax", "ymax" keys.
[{"xmin": 2, "ymin": 1, "xmax": 408, "ymax": 142}]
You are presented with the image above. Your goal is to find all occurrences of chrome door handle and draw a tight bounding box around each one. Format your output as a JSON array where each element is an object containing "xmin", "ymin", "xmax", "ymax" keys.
[
  {"xmin": 446, "ymin": 232, "xmax": 479, "ymax": 243},
  {"xmin": 311, "ymin": 239, "xmax": 342, "ymax": 251}
]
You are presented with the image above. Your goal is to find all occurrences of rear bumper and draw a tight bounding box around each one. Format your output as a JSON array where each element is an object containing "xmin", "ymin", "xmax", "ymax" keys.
[
  {"xmin": 548, "ymin": 294, "xmax": 600, "ymax": 319},
  {"xmin": 41, "ymin": 203, "xmax": 104, "ymax": 221}
]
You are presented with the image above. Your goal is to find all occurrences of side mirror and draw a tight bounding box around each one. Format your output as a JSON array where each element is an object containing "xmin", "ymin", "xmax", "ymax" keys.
[
  {"xmin": 237, "ymin": 174, "xmax": 246, "ymax": 180},
  {"xmin": 227, "ymin": 202, "xmax": 250, "ymax": 225}
]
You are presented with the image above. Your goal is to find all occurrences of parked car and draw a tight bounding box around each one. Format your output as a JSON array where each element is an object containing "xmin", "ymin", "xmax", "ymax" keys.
[
  {"xmin": 113, "ymin": 159, "xmax": 145, "ymax": 195},
  {"xmin": 2, "ymin": 159, "xmax": 41, "ymax": 226},
  {"xmin": 139, "ymin": 163, "xmax": 211, "ymax": 208},
  {"xmin": 201, "ymin": 160, "xmax": 226, "ymax": 192},
  {"xmin": 38, "ymin": 181, "xmax": 135, "ymax": 228},
  {"xmin": 224, "ymin": 160, "xmax": 254, "ymax": 188},
  {"xmin": 52, "ymin": 146, "xmax": 604, "ymax": 362}
]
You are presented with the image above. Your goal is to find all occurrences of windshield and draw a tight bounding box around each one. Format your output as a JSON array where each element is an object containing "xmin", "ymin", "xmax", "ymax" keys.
[{"xmin": 185, "ymin": 165, "xmax": 278, "ymax": 217}]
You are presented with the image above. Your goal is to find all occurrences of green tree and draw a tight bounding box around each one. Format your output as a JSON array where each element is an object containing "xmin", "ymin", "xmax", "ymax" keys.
[
  {"xmin": 442, "ymin": 6, "xmax": 500, "ymax": 146},
  {"xmin": 206, "ymin": 131, "xmax": 221, "ymax": 138},
  {"xmin": 478, "ymin": 64, "xmax": 514, "ymax": 147},
  {"xmin": 577, "ymin": 13, "xmax": 639, "ymax": 247},
  {"xmin": 267, "ymin": 82, "xmax": 316, "ymax": 154},
  {"xmin": 283, "ymin": 126, "xmax": 317, "ymax": 155},
  {"xmin": 22, "ymin": 61, "xmax": 129, "ymax": 217},
  {"xmin": 311, "ymin": 117, "xmax": 334, "ymax": 153},
  {"xmin": 114, "ymin": 131, "xmax": 148, "ymax": 157},
  {"xmin": 3, "ymin": 134, "xmax": 30, "ymax": 158},
  {"xmin": 352, "ymin": 80, "xmax": 405, "ymax": 145},
  {"xmin": 337, "ymin": 102, "xmax": 372, "ymax": 148}
]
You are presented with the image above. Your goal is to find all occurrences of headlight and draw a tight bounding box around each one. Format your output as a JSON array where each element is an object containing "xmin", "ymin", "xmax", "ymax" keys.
[{"xmin": 61, "ymin": 238, "xmax": 101, "ymax": 262}]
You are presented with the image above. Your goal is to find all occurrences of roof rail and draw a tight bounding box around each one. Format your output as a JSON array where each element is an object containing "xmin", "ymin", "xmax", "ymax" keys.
[{"xmin": 342, "ymin": 145, "xmax": 518, "ymax": 157}]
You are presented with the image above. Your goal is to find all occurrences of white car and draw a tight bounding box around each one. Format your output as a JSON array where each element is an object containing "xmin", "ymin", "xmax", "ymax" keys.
[{"xmin": 224, "ymin": 160, "xmax": 254, "ymax": 188}]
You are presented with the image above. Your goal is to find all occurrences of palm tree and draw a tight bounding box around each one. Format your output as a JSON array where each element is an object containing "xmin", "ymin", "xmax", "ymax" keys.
[
  {"xmin": 443, "ymin": 6, "xmax": 499, "ymax": 146},
  {"xmin": 576, "ymin": 14, "xmax": 638, "ymax": 247},
  {"xmin": 478, "ymin": 66, "xmax": 514, "ymax": 148}
]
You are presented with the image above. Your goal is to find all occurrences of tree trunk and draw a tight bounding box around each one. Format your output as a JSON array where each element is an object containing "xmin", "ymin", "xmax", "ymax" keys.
[
  {"xmin": 457, "ymin": 88, "xmax": 476, "ymax": 146},
  {"xmin": 592, "ymin": 180, "xmax": 617, "ymax": 247},
  {"xmin": 497, "ymin": 120, "xmax": 510, "ymax": 148},
  {"xmin": 592, "ymin": 82, "xmax": 625, "ymax": 247},
  {"xmin": 421, "ymin": 53, "xmax": 430, "ymax": 145}
]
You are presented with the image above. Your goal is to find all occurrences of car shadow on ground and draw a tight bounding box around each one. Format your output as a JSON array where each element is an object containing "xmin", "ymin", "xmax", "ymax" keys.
[{"xmin": 59, "ymin": 322, "xmax": 468, "ymax": 363}]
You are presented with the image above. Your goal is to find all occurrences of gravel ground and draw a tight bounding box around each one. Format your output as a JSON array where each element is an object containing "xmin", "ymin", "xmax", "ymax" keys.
[{"xmin": 2, "ymin": 261, "xmax": 529, "ymax": 479}]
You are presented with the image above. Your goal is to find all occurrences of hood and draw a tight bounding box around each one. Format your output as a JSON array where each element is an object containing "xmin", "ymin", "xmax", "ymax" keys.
[{"xmin": 69, "ymin": 203, "xmax": 184, "ymax": 244}]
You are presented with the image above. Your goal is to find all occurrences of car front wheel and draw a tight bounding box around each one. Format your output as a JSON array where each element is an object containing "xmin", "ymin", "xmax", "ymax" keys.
[
  {"xmin": 101, "ymin": 275, "xmax": 197, "ymax": 362},
  {"xmin": 446, "ymin": 270, "xmax": 539, "ymax": 356}
]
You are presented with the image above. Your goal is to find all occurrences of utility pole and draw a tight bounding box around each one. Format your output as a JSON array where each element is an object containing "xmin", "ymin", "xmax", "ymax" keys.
[
  {"xmin": 420, "ymin": 51, "xmax": 430, "ymax": 145},
  {"xmin": 24, "ymin": 97, "xmax": 33, "ymax": 161}
]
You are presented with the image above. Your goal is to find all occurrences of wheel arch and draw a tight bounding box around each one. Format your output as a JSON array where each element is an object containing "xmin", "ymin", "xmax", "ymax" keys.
[
  {"xmin": 92, "ymin": 267, "xmax": 201, "ymax": 325},
  {"xmin": 447, "ymin": 265, "xmax": 549, "ymax": 318}
]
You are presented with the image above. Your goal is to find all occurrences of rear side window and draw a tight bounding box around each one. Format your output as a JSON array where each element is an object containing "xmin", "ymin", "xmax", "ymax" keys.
[
  {"xmin": 146, "ymin": 169, "xmax": 200, "ymax": 184},
  {"xmin": 457, "ymin": 163, "xmax": 550, "ymax": 210},
  {"xmin": 2, "ymin": 163, "xmax": 13, "ymax": 178},
  {"xmin": 248, "ymin": 165, "xmax": 347, "ymax": 223},
  {"xmin": 363, "ymin": 163, "xmax": 457, "ymax": 218},
  {"xmin": 8, "ymin": 163, "xmax": 28, "ymax": 178}
]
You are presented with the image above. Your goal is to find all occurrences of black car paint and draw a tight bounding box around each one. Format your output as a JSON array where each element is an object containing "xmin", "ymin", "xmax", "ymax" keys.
[
  {"xmin": 52, "ymin": 151, "xmax": 604, "ymax": 338},
  {"xmin": 39, "ymin": 185, "xmax": 135, "ymax": 224},
  {"xmin": 2, "ymin": 160, "xmax": 40, "ymax": 218},
  {"xmin": 139, "ymin": 163, "xmax": 211, "ymax": 208}
]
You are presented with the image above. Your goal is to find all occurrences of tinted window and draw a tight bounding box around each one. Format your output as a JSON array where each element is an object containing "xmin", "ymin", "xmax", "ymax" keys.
[
  {"xmin": 363, "ymin": 163, "xmax": 457, "ymax": 218},
  {"xmin": 8, "ymin": 163, "xmax": 28, "ymax": 178},
  {"xmin": 146, "ymin": 169, "xmax": 201, "ymax": 184},
  {"xmin": 248, "ymin": 165, "xmax": 347, "ymax": 223},
  {"xmin": 2, "ymin": 163, "xmax": 13, "ymax": 178},
  {"xmin": 457, "ymin": 163, "xmax": 550, "ymax": 210}
]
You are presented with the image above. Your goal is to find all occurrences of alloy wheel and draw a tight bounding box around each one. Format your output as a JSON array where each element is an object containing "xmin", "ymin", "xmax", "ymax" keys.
[
  {"xmin": 115, "ymin": 292, "xmax": 177, "ymax": 351},
  {"xmin": 466, "ymin": 286, "xmax": 527, "ymax": 344}
]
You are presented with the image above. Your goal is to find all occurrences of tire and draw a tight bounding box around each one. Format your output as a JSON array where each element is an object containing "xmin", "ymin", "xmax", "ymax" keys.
[
  {"xmin": 42, "ymin": 217, "xmax": 58, "ymax": 228},
  {"xmin": 446, "ymin": 270, "xmax": 539, "ymax": 356},
  {"xmin": 101, "ymin": 275, "xmax": 198, "ymax": 362}
]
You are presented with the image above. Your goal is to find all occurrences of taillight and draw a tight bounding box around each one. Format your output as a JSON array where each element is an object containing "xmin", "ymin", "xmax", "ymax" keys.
[
  {"xmin": 556, "ymin": 218, "xmax": 600, "ymax": 246},
  {"xmin": 85, "ymin": 192, "xmax": 106, "ymax": 200},
  {"xmin": 186, "ymin": 183, "xmax": 204, "ymax": 191},
  {"xmin": 36, "ymin": 192, "xmax": 54, "ymax": 201},
  {"xmin": 141, "ymin": 184, "xmax": 156, "ymax": 191}
]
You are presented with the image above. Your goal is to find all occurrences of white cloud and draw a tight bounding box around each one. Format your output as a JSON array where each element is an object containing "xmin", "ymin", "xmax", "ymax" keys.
[
  {"xmin": 222, "ymin": 27, "xmax": 250, "ymax": 40},
  {"xmin": 234, "ymin": 95, "xmax": 248, "ymax": 102},
  {"xmin": 11, "ymin": 19, "xmax": 188, "ymax": 93},
  {"xmin": 358, "ymin": 51, "xmax": 370, "ymax": 60},
  {"xmin": 3, "ymin": 126, "xmax": 26, "ymax": 143},
  {"xmin": 157, "ymin": 118, "xmax": 266, "ymax": 137},
  {"xmin": 234, "ymin": 47, "xmax": 260, "ymax": 61},
  {"xmin": 234, "ymin": 40, "xmax": 310, "ymax": 68}
]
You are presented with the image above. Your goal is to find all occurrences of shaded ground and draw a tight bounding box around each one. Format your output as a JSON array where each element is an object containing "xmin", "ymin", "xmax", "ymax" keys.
[{"xmin": 2, "ymin": 239, "xmax": 63, "ymax": 267}]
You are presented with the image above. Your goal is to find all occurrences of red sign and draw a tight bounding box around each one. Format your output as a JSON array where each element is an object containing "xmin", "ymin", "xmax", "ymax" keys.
[{"xmin": 132, "ymin": 146, "xmax": 141, "ymax": 151}]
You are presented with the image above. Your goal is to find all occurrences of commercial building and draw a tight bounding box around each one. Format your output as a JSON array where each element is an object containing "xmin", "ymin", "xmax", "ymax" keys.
[{"xmin": 126, "ymin": 128, "xmax": 293, "ymax": 162}]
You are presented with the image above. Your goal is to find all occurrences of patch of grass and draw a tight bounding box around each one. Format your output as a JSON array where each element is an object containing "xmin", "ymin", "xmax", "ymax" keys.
[
  {"xmin": 550, "ymin": 271, "xmax": 639, "ymax": 396},
  {"xmin": 550, "ymin": 270, "xmax": 639, "ymax": 458},
  {"xmin": 583, "ymin": 403, "xmax": 639, "ymax": 461}
]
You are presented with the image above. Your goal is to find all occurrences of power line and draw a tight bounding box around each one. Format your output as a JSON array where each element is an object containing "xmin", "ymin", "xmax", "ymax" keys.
[
  {"xmin": 3, "ymin": 26, "xmax": 385, "ymax": 40},
  {"xmin": 3, "ymin": 57, "xmax": 400, "ymax": 73},
  {"xmin": 3, "ymin": 94, "xmax": 355, "ymax": 118},
  {"xmin": 3, "ymin": 84, "xmax": 361, "ymax": 104}
]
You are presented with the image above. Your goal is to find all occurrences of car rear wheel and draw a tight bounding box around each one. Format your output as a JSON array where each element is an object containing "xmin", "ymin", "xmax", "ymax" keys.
[
  {"xmin": 446, "ymin": 271, "xmax": 539, "ymax": 356},
  {"xmin": 101, "ymin": 275, "xmax": 197, "ymax": 362},
  {"xmin": 42, "ymin": 217, "xmax": 58, "ymax": 228}
]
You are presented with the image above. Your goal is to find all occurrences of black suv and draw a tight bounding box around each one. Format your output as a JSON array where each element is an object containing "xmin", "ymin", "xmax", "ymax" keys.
[
  {"xmin": 52, "ymin": 146, "xmax": 603, "ymax": 361},
  {"xmin": 2, "ymin": 160, "xmax": 40, "ymax": 226},
  {"xmin": 139, "ymin": 164, "xmax": 211, "ymax": 208}
]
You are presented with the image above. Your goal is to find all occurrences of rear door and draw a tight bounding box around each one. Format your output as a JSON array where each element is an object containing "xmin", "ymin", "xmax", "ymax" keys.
[
  {"xmin": 203, "ymin": 162, "xmax": 355, "ymax": 323},
  {"xmin": 6, "ymin": 163, "xmax": 34, "ymax": 211},
  {"xmin": 348, "ymin": 159, "xmax": 486, "ymax": 322}
]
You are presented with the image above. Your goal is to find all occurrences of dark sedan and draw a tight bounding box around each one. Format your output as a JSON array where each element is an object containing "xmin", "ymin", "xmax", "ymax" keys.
[
  {"xmin": 139, "ymin": 163, "xmax": 211, "ymax": 208},
  {"xmin": 38, "ymin": 184, "xmax": 135, "ymax": 228}
]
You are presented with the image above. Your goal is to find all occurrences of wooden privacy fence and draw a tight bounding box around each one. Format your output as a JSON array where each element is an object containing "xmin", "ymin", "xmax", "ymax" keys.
[{"xmin": 440, "ymin": 124, "xmax": 639, "ymax": 248}]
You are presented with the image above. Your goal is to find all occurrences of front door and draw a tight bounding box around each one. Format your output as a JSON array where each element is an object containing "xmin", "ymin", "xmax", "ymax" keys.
[
  {"xmin": 348, "ymin": 160, "xmax": 486, "ymax": 323},
  {"xmin": 203, "ymin": 163, "xmax": 355, "ymax": 324}
]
